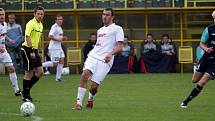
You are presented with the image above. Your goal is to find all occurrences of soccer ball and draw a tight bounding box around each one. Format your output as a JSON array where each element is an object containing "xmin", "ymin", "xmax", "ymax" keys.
[
  {"xmin": 20, "ymin": 102, "xmax": 35, "ymax": 116},
  {"xmin": 62, "ymin": 67, "xmax": 70, "ymax": 75}
]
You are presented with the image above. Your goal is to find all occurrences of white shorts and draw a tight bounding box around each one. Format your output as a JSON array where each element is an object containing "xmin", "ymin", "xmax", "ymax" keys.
[
  {"xmin": 83, "ymin": 56, "xmax": 111, "ymax": 84},
  {"xmin": 49, "ymin": 49, "xmax": 65, "ymax": 62},
  {"xmin": 0, "ymin": 51, "xmax": 13, "ymax": 67}
]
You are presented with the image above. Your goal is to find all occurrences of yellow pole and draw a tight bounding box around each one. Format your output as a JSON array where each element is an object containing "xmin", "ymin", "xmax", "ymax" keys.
[
  {"xmin": 194, "ymin": 1, "xmax": 196, "ymax": 7},
  {"xmin": 145, "ymin": 13, "xmax": 148, "ymax": 36},
  {"xmin": 180, "ymin": 12, "xmax": 183, "ymax": 46},
  {"xmin": 125, "ymin": 0, "xmax": 127, "ymax": 8},
  {"xmin": 172, "ymin": 0, "xmax": 175, "ymax": 8},
  {"xmin": 180, "ymin": 11, "xmax": 184, "ymax": 72},
  {"xmin": 75, "ymin": 14, "xmax": 79, "ymax": 47},
  {"xmin": 73, "ymin": 0, "xmax": 77, "ymax": 9},
  {"xmin": 21, "ymin": 0, "xmax": 24, "ymax": 11},
  {"xmin": 184, "ymin": 0, "xmax": 187, "ymax": 8}
]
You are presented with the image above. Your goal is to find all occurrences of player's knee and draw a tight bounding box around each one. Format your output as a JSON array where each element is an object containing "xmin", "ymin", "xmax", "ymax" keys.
[
  {"xmin": 89, "ymin": 87, "xmax": 97, "ymax": 95},
  {"xmin": 81, "ymin": 71, "xmax": 91, "ymax": 80},
  {"xmin": 35, "ymin": 71, "xmax": 44, "ymax": 77},
  {"xmin": 7, "ymin": 66, "xmax": 15, "ymax": 73},
  {"xmin": 59, "ymin": 59, "xmax": 64, "ymax": 64},
  {"xmin": 90, "ymin": 83, "xmax": 99, "ymax": 95}
]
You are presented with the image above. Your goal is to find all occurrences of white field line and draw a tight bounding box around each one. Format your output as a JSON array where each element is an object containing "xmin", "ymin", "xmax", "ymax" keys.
[{"xmin": 0, "ymin": 112, "xmax": 43, "ymax": 121}]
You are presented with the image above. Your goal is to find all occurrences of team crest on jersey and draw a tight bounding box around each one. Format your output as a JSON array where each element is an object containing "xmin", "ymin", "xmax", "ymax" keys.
[
  {"xmin": 210, "ymin": 40, "xmax": 215, "ymax": 45},
  {"xmin": 97, "ymin": 33, "xmax": 106, "ymax": 38}
]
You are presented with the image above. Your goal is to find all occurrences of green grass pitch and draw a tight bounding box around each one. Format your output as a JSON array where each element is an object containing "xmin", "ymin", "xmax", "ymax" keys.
[{"xmin": 0, "ymin": 73, "xmax": 214, "ymax": 121}]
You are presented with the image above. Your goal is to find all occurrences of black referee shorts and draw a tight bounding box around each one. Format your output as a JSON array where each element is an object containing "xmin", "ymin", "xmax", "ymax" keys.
[{"xmin": 21, "ymin": 46, "xmax": 42, "ymax": 71}]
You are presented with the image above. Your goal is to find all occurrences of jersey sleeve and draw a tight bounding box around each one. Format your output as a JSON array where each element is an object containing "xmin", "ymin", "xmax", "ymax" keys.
[
  {"xmin": 25, "ymin": 21, "xmax": 34, "ymax": 37},
  {"xmin": 200, "ymin": 27, "xmax": 209, "ymax": 43},
  {"xmin": 48, "ymin": 25, "xmax": 55, "ymax": 36},
  {"xmin": 115, "ymin": 26, "xmax": 124, "ymax": 42}
]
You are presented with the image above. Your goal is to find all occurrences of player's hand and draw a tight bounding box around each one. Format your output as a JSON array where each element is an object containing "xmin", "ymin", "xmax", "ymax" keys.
[
  {"xmin": 30, "ymin": 53, "xmax": 35, "ymax": 59},
  {"xmin": 104, "ymin": 53, "xmax": 113, "ymax": 63},
  {"xmin": 205, "ymin": 47, "xmax": 214, "ymax": 53},
  {"xmin": 0, "ymin": 47, "xmax": 5, "ymax": 53}
]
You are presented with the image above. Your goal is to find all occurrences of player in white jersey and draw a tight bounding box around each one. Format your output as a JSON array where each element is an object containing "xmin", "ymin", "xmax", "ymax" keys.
[
  {"xmin": 0, "ymin": 8, "xmax": 21, "ymax": 96},
  {"xmin": 72, "ymin": 8, "xmax": 124, "ymax": 110},
  {"xmin": 42, "ymin": 15, "xmax": 67, "ymax": 82}
]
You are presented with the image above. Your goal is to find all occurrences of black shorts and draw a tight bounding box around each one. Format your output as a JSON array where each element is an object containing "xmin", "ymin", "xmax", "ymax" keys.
[
  {"xmin": 21, "ymin": 46, "xmax": 42, "ymax": 71},
  {"xmin": 196, "ymin": 55, "xmax": 215, "ymax": 79}
]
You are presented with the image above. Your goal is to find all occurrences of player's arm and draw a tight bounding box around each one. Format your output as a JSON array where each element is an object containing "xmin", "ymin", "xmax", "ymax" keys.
[
  {"xmin": 38, "ymin": 34, "xmax": 43, "ymax": 53},
  {"xmin": 25, "ymin": 22, "xmax": 35, "ymax": 58},
  {"xmin": 104, "ymin": 41, "xmax": 123, "ymax": 63},
  {"xmin": 48, "ymin": 35, "xmax": 63, "ymax": 41},
  {"xmin": 200, "ymin": 27, "xmax": 214, "ymax": 53},
  {"xmin": 104, "ymin": 27, "xmax": 124, "ymax": 63},
  {"xmin": 48, "ymin": 27, "xmax": 63, "ymax": 41},
  {"xmin": 111, "ymin": 27, "xmax": 124, "ymax": 55},
  {"xmin": 110, "ymin": 41, "xmax": 124, "ymax": 55}
]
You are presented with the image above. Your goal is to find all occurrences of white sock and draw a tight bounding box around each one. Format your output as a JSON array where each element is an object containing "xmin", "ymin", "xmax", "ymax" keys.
[
  {"xmin": 88, "ymin": 92, "xmax": 95, "ymax": 101},
  {"xmin": 42, "ymin": 61, "xmax": 54, "ymax": 67},
  {"xmin": 77, "ymin": 87, "xmax": 87, "ymax": 106},
  {"xmin": 9, "ymin": 72, "xmax": 19, "ymax": 92},
  {"xmin": 56, "ymin": 63, "xmax": 63, "ymax": 79}
]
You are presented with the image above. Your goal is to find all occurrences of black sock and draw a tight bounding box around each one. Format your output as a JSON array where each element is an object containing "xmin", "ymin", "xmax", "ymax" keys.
[
  {"xmin": 183, "ymin": 85, "xmax": 203, "ymax": 104},
  {"xmin": 29, "ymin": 75, "xmax": 40, "ymax": 89},
  {"xmin": 23, "ymin": 79, "xmax": 30, "ymax": 98}
]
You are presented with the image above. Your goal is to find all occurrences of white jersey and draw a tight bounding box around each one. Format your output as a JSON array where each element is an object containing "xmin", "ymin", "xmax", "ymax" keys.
[
  {"xmin": 48, "ymin": 23, "xmax": 63, "ymax": 49},
  {"xmin": 0, "ymin": 22, "xmax": 7, "ymax": 48},
  {"xmin": 88, "ymin": 23, "xmax": 124, "ymax": 65}
]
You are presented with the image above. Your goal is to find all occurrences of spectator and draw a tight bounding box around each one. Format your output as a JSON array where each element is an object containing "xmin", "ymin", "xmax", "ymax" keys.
[
  {"xmin": 121, "ymin": 35, "xmax": 134, "ymax": 57},
  {"xmin": 83, "ymin": 33, "xmax": 97, "ymax": 61},
  {"xmin": 160, "ymin": 34, "xmax": 175, "ymax": 56},
  {"xmin": 6, "ymin": 14, "xmax": 24, "ymax": 73},
  {"xmin": 111, "ymin": 36, "xmax": 139, "ymax": 73},
  {"xmin": 159, "ymin": 34, "xmax": 177, "ymax": 72},
  {"xmin": 140, "ymin": 33, "xmax": 158, "ymax": 55}
]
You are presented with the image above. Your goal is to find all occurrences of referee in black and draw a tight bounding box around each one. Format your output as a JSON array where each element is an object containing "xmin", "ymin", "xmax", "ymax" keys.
[{"xmin": 21, "ymin": 6, "xmax": 44, "ymax": 102}]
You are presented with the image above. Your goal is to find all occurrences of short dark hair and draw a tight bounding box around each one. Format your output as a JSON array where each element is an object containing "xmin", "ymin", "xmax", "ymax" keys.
[
  {"xmin": 104, "ymin": 8, "xmax": 114, "ymax": 16},
  {"xmin": 90, "ymin": 33, "xmax": 97, "ymax": 37},
  {"xmin": 55, "ymin": 14, "xmax": 63, "ymax": 20},
  {"xmin": 147, "ymin": 33, "xmax": 153, "ymax": 37},
  {"xmin": 34, "ymin": 6, "xmax": 44, "ymax": 14},
  {"xmin": 162, "ymin": 34, "xmax": 169, "ymax": 39},
  {"xmin": 0, "ymin": 8, "xmax": 5, "ymax": 12}
]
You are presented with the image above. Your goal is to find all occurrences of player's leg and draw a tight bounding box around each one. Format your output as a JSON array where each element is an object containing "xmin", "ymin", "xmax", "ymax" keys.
[
  {"xmin": 56, "ymin": 57, "xmax": 64, "ymax": 81},
  {"xmin": 23, "ymin": 70, "xmax": 33, "ymax": 101},
  {"xmin": 181, "ymin": 73, "xmax": 210, "ymax": 108},
  {"xmin": 5, "ymin": 65, "xmax": 22, "ymax": 96},
  {"xmin": 87, "ymin": 82, "xmax": 99, "ymax": 109},
  {"xmin": 86, "ymin": 60, "xmax": 111, "ymax": 109},
  {"xmin": 29, "ymin": 51, "xmax": 44, "ymax": 91},
  {"xmin": 73, "ymin": 57, "xmax": 96, "ymax": 110},
  {"xmin": 42, "ymin": 49, "xmax": 55, "ymax": 68},
  {"xmin": 72, "ymin": 69, "xmax": 92, "ymax": 110},
  {"xmin": 20, "ymin": 47, "xmax": 35, "ymax": 101},
  {"xmin": 192, "ymin": 71, "xmax": 203, "ymax": 83},
  {"xmin": 2, "ymin": 52, "xmax": 21, "ymax": 96}
]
